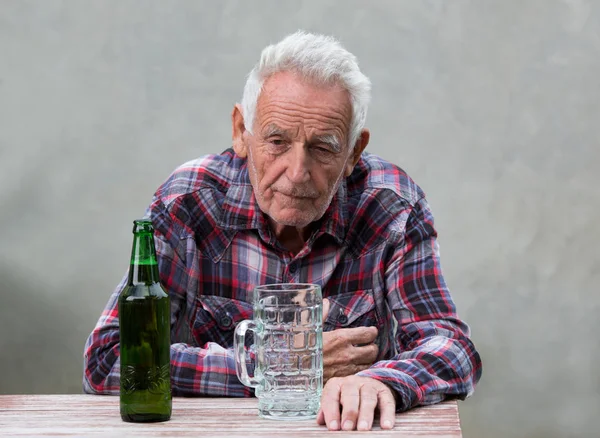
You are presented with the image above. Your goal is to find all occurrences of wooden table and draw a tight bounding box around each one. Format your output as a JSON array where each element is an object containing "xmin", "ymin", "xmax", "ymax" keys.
[{"xmin": 0, "ymin": 394, "xmax": 462, "ymax": 437}]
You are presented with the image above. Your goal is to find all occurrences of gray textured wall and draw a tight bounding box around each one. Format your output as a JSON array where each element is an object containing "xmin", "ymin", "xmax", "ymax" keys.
[{"xmin": 1, "ymin": 1, "xmax": 598, "ymax": 437}]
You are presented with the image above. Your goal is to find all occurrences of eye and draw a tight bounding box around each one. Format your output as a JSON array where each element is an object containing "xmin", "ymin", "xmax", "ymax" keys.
[
  {"xmin": 313, "ymin": 144, "xmax": 332, "ymax": 154},
  {"xmin": 267, "ymin": 137, "xmax": 288, "ymax": 148}
]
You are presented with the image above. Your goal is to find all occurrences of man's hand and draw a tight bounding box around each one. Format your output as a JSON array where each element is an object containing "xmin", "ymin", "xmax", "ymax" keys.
[
  {"xmin": 322, "ymin": 299, "xmax": 379, "ymax": 382},
  {"xmin": 317, "ymin": 375, "xmax": 396, "ymax": 431}
]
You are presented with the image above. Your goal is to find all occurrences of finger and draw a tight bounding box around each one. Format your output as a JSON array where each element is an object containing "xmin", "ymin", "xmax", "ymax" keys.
[
  {"xmin": 351, "ymin": 343, "xmax": 379, "ymax": 365},
  {"xmin": 377, "ymin": 386, "xmax": 397, "ymax": 430},
  {"xmin": 356, "ymin": 384, "xmax": 379, "ymax": 431},
  {"xmin": 343, "ymin": 326, "xmax": 378, "ymax": 345},
  {"xmin": 322, "ymin": 298, "xmax": 330, "ymax": 321},
  {"xmin": 316, "ymin": 408, "xmax": 324, "ymax": 425},
  {"xmin": 320, "ymin": 379, "xmax": 342, "ymax": 430},
  {"xmin": 340, "ymin": 380, "xmax": 360, "ymax": 430}
]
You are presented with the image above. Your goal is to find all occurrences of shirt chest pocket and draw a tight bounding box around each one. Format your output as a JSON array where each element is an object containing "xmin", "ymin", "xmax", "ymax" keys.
[
  {"xmin": 192, "ymin": 295, "xmax": 253, "ymax": 348},
  {"xmin": 324, "ymin": 289, "xmax": 380, "ymax": 331}
]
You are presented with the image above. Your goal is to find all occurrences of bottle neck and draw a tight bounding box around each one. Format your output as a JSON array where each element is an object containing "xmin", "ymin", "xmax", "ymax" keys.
[{"xmin": 127, "ymin": 232, "xmax": 161, "ymax": 285}]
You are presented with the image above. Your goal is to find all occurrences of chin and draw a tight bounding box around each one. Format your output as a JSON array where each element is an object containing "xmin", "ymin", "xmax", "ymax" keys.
[
  {"xmin": 272, "ymin": 215, "xmax": 314, "ymax": 228},
  {"xmin": 260, "ymin": 198, "xmax": 329, "ymax": 228},
  {"xmin": 270, "ymin": 209, "xmax": 319, "ymax": 228}
]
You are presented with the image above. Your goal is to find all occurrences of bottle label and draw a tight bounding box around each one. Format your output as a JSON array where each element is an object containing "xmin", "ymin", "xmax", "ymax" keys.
[{"xmin": 121, "ymin": 364, "xmax": 170, "ymax": 395}]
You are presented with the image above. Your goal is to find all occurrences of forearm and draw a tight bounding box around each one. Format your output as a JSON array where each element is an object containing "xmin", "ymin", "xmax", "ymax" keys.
[
  {"xmin": 83, "ymin": 285, "xmax": 252, "ymax": 396},
  {"xmin": 170, "ymin": 342, "xmax": 252, "ymax": 397},
  {"xmin": 356, "ymin": 318, "xmax": 482, "ymax": 411},
  {"xmin": 84, "ymin": 333, "xmax": 252, "ymax": 397}
]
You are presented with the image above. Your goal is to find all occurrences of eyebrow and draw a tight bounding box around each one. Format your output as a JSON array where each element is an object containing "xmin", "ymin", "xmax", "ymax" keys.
[
  {"xmin": 312, "ymin": 134, "xmax": 342, "ymax": 153},
  {"xmin": 262, "ymin": 124, "xmax": 342, "ymax": 153},
  {"xmin": 262, "ymin": 124, "xmax": 291, "ymax": 139}
]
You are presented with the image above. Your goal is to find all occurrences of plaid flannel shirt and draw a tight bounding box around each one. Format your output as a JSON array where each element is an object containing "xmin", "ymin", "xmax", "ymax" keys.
[{"xmin": 83, "ymin": 149, "xmax": 482, "ymax": 411}]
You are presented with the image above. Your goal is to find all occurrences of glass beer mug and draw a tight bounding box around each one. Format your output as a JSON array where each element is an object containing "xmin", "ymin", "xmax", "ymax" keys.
[{"xmin": 234, "ymin": 283, "xmax": 323, "ymax": 420}]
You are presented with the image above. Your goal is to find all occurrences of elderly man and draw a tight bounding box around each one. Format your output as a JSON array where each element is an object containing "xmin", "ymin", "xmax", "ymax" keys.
[{"xmin": 84, "ymin": 31, "xmax": 482, "ymax": 431}]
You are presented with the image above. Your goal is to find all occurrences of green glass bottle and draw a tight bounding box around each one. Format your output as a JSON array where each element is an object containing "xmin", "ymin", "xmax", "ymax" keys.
[{"xmin": 118, "ymin": 219, "xmax": 172, "ymax": 422}]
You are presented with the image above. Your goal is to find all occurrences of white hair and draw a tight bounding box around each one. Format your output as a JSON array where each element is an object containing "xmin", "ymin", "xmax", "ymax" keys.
[{"xmin": 241, "ymin": 31, "xmax": 372, "ymax": 149}]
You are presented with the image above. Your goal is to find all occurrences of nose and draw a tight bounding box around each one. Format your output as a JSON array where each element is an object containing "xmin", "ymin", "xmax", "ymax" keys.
[{"xmin": 286, "ymin": 145, "xmax": 311, "ymax": 184}]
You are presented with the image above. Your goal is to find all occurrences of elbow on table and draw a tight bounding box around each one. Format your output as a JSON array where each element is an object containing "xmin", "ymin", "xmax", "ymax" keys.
[
  {"xmin": 444, "ymin": 335, "xmax": 483, "ymax": 400},
  {"xmin": 82, "ymin": 349, "xmax": 120, "ymax": 395},
  {"xmin": 82, "ymin": 368, "xmax": 120, "ymax": 395},
  {"xmin": 423, "ymin": 320, "xmax": 484, "ymax": 391}
]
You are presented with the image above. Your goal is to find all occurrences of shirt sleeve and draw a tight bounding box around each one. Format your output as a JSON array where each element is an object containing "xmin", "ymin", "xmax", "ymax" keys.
[
  {"xmin": 82, "ymin": 196, "xmax": 252, "ymax": 397},
  {"xmin": 356, "ymin": 196, "xmax": 483, "ymax": 411}
]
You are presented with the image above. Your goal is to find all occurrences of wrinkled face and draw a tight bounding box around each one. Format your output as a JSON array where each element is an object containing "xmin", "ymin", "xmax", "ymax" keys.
[{"xmin": 238, "ymin": 71, "xmax": 357, "ymax": 229}]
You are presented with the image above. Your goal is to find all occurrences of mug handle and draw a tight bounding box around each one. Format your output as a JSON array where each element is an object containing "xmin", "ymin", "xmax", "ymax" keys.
[{"xmin": 234, "ymin": 319, "xmax": 261, "ymax": 388}]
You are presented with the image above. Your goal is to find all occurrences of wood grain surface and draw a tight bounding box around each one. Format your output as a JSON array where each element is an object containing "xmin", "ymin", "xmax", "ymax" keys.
[{"xmin": 0, "ymin": 394, "xmax": 462, "ymax": 437}]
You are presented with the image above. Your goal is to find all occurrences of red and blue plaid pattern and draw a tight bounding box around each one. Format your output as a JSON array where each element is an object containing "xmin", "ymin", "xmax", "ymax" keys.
[{"xmin": 83, "ymin": 149, "xmax": 482, "ymax": 410}]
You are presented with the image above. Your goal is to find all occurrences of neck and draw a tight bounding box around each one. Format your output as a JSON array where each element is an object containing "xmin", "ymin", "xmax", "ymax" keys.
[{"xmin": 269, "ymin": 220, "xmax": 314, "ymax": 255}]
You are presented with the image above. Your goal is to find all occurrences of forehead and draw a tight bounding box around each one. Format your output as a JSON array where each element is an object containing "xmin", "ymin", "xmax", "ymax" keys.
[{"xmin": 255, "ymin": 71, "xmax": 352, "ymax": 135}]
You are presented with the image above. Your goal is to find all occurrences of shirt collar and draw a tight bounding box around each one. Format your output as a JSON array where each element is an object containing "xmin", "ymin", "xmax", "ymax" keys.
[{"xmin": 219, "ymin": 163, "xmax": 348, "ymax": 246}]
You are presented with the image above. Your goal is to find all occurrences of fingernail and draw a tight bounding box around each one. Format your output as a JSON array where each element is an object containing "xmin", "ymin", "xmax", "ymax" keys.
[
  {"xmin": 383, "ymin": 420, "xmax": 393, "ymax": 429},
  {"xmin": 343, "ymin": 420, "xmax": 354, "ymax": 430},
  {"xmin": 329, "ymin": 420, "xmax": 339, "ymax": 430},
  {"xmin": 358, "ymin": 420, "xmax": 368, "ymax": 430}
]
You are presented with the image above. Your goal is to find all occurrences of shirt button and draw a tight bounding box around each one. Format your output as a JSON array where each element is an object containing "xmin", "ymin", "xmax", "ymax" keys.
[
  {"xmin": 220, "ymin": 315, "xmax": 233, "ymax": 328},
  {"xmin": 289, "ymin": 263, "xmax": 298, "ymax": 274},
  {"xmin": 338, "ymin": 314, "xmax": 349, "ymax": 325}
]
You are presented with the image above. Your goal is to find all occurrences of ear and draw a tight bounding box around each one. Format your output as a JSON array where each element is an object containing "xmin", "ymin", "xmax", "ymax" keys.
[
  {"xmin": 232, "ymin": 103, "xmax": 248, "ymax": 158},
  {"xmin": 344, "ymin": 129, "xmax": 370, "ymax": 177}
]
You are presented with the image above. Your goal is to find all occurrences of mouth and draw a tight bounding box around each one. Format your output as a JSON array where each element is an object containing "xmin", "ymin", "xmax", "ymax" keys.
[
  {"xmin": 271, "ymin": 187, "xmax": 319, "ymax": 199},
  {"xmin": 274, "ymin": 191, "xmax": 318, "ymax": 200}
]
